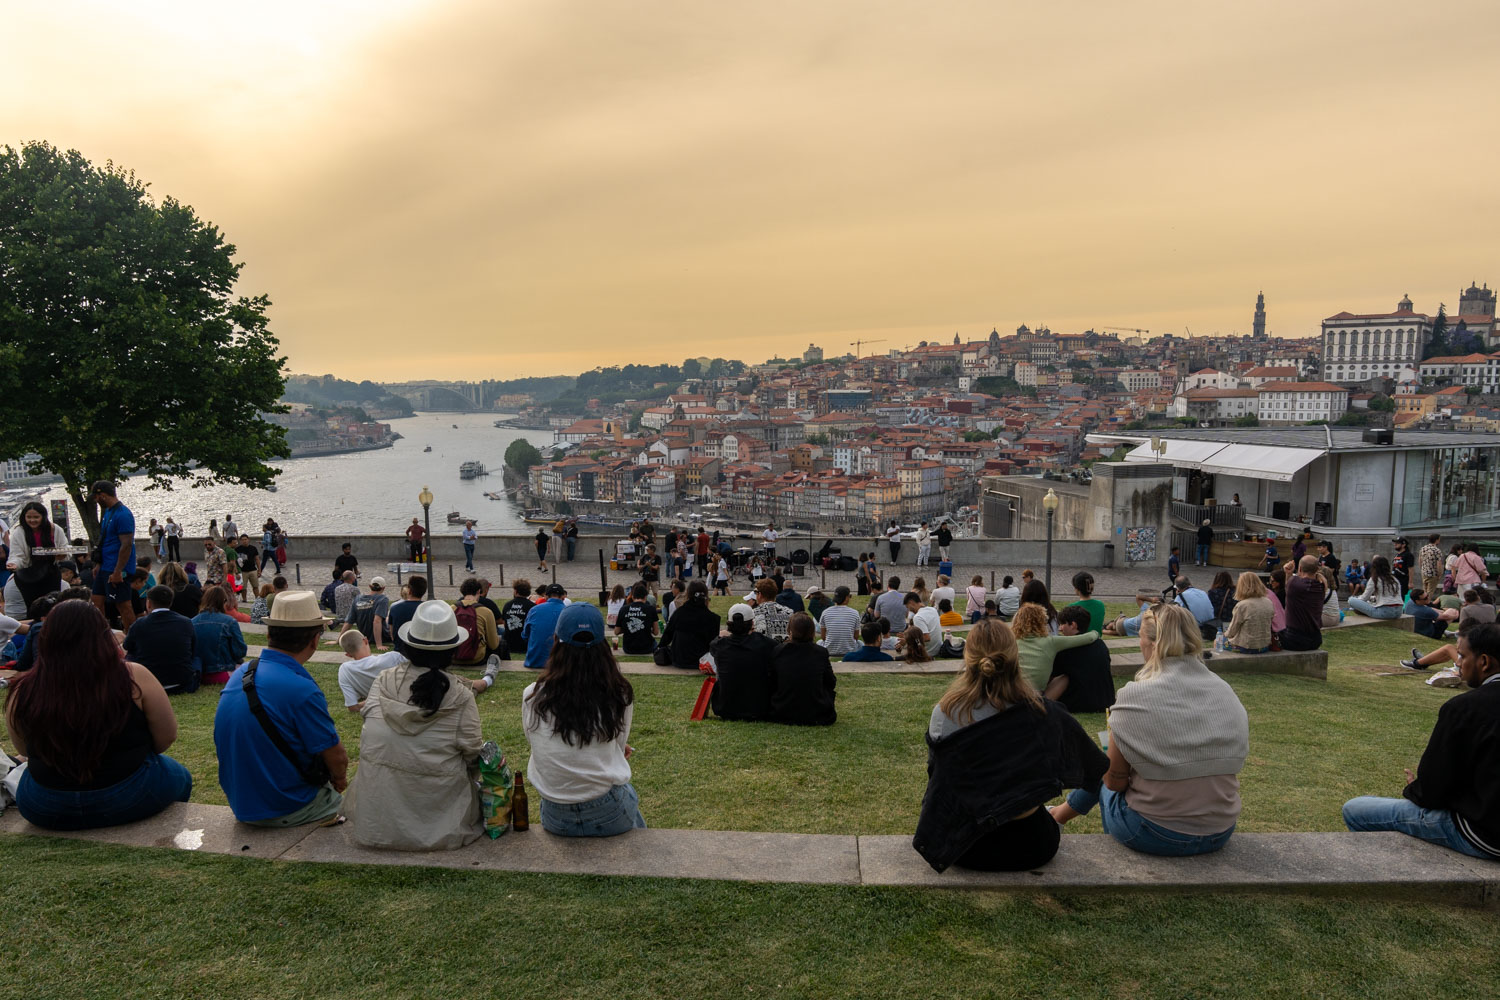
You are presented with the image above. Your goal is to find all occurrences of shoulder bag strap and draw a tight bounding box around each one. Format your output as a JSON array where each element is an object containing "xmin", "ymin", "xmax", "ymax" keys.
[{"xmin": 240, "ymin": 659, "xmax": 316, "ymax": 782}]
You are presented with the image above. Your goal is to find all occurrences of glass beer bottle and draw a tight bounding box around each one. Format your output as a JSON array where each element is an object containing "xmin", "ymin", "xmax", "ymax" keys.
[{"xmin": 512, "ymin": 774, "xmax": 529, "ymax": 831}]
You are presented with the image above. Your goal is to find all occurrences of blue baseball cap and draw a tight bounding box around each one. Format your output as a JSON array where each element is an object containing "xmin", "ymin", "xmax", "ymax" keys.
[{"xmin": 555, "ymin": 602, "xmax": 607, "ymax": 647}]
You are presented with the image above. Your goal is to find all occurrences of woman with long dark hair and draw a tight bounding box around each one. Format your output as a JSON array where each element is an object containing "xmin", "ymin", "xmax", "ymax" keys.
[
  {"xmin": 344, "ymin": 600, "xmax": 484, "ymax": 851},
  {"xmin": 157, "ymin": 561, "xmax": 203, "ymax": 620},
  {"xmin": 522, "ymin": 603, "xmax": 644, "ymax": 837},
  {"xmin": 1019, "ymin": 579, "xmax": 1059, "ymax": 633},
  {"xmin": 1349, "ymin": 555, "xmax": 1403, "ymax": 620},
  {"xmin": 913, "ymin": 618, "xmax": 1107, "ymax": 872},
  {"xmin": 4, "ymin": 601, "xmax": 191, "ymax": 829},
  {"xmin": 6, "ymin": 501, "xmax": 62, "ymax": 612}
]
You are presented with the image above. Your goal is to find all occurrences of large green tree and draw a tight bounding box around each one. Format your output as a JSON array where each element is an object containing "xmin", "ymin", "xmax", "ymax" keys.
[
  {"xmin": 0, "ymin": 143, "xmax": 288, "ymax": 541},
  {"xmin": 504, "ymin": 438, "xmax": 543, "ymax": 474}
]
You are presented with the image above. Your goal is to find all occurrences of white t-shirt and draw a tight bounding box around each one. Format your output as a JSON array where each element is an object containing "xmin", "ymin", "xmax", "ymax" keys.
[
  {"xmin": 716, "ymin": 557, "xmax": 729, "ymax": 581},
  {"xmin": 886, "ymin": 526, "xmax": 901, "ymax": 542},
  {"xmin": 930, "ymin": 586, "xmax": 955, "ymax": 607},
  {"xmin": 996, "ymin": 586, "xmax": 1022, "ymax": 616},
  {"xmin": 523, "ymin": 682, "xmax": 633, "ymax": 804},
  {"xmin": 763, "ymin": 528, "xmax": 778, "ymax": 547},
  {"xmin": 336, "ymin": 650, "xmax": 408, "ymax": 708},
  {"xmin": 910, "ymin": 605, "xmax": 943, "ymax": 654}
]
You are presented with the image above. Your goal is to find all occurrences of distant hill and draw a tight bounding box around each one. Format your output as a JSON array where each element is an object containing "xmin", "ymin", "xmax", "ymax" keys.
[{"xmin": 284, "ymin": 375, "xmax": 414, "ymax": 415}]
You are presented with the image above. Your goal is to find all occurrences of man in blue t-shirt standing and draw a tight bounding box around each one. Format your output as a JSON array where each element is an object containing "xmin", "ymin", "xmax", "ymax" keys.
[
  {"xmin": 522, "ymin": 583, "xmax": 568, "ymax": 669},
  {"xmin": 90, "ymin": 480, "xmax": 138, "ymax": 629},
  {"xmin": 214, "ymin": 592, "xmax": 348, "ymax": 826}
]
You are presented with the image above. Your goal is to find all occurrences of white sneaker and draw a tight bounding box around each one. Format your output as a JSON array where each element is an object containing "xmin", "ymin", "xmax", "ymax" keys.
[{"xmin": 483, "ymin": 654, "xmax": 502, "ymax": 681}]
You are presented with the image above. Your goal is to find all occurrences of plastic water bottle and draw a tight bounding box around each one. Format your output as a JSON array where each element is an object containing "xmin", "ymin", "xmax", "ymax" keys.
[{"xmin": 1214, "ymin": 627, "xmax": 1226, "ymax": 653}]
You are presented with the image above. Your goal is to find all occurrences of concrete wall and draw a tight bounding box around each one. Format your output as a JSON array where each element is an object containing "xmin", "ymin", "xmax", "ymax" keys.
[{"xmin": 1334, "ymin": 451, "xmax": 1401, "ymax": 528}]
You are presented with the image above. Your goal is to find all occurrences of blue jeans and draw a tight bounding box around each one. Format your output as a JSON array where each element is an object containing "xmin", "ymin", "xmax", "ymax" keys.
[
  {"xmin": 540, "ymin": 783, "xmax": 646, "ymax": 838},
  {"xmin": 463, "ymin": 542, "xmax": 475, "ymax": 570},
  {"xmin": 566, "ymin": 537, "xmax": 577, "ymax": 561},
  {"xmin": 1120, "ymin": 603, "xmax": 1150, "ymax": 638},
  {"xmin": 1348, "ymin": 599, "xmax": 1400, "ymax": 619},
  {"xmin": 1196, "ymin": 543, "xmax": 1209, "ymax": 565},
  {"xmin": 17, "ymin": 754, "xmax": 193, "ymax": 831},
  {"xmin": 1342, "ymin": 796, "xmax": 1495, "ymax": 860},
  {"xmin": 1066, "ymin": 785, "xmax": 1235, "ymax": 857}
]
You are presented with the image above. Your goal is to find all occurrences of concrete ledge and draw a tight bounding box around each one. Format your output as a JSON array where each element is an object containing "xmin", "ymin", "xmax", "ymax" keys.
[
  {"xmin": 1110, "ymin": 648, "xmax": 1327, "ymax": 680},
  {"xmin": 0, "ymin": 801, "xmax": 320, "ymax": 860},
  {"xmin": 1332, "ymin": 614, "xmax": 1416, "ymax": 632},
  {"xmin": 4, "ymin": 805, "xmax": 1492, "ymax": 905},
  {"xmin": 856, "ymin": 832, "xmax": 1498, "ymax": 905},
  {"xmin": 280, "ymin": 823, "xmax": 862, "ymax": 884}
]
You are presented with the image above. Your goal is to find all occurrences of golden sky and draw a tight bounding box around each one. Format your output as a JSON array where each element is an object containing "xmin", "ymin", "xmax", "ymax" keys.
[{"xmin": 5, "ymin": 1, "xmax": 1500, "ymax": 379}]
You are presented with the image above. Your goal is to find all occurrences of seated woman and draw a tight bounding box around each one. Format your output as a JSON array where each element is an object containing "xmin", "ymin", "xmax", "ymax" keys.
[
  {"xmin": 1267, "ymin": 569, "xmax": 1288, "ymax": 634},
  {"xmin": 4, "ymin": 600, "xmax": 192, "ymax": 830},
  {"xmin": 1066, "ymin": 571, "xmax": 1106, "ymax": 634},
  {"xmin": 656, "ymin": 579, "xmax": 721, "ymax": 669},
  {"xmin": 1019, "ymin": 580, "xmax": 1059, "ymax": 634},
  {"xmin": 1051, "ymin": 605, "xmax": 1249, "ymax": 857},
  {"xmin": 193, "ymin": 585, "xmax": 248, "ymax": 684},
  {"xmin": 1348, "ymin": 556, "xmax": 1403, "ymax": 620},
  {"xmin": 769, "ymin": 613, "xmax": 836, "ymax": 726},
  {"xmin": 1319, "ymin": 567, "xmax": 1343, "ymax": 628},
  {"xmin": 937, "ymin": 598, "xmax": 963, "ymax": 628},
  {"xmin": 994, "ymin": 577, "xmax": 1021, "ymax": 620},
  {"xmin": 523, "ymin": 603, "xmax": 645, "ymax": 836},
  {"xmin": 1223, "ymin": 572, "xmax": 1275, "ymax": 653},
  {"xmin": 897, "ymin": 625, "xmax": 934, "ymax": 665},
  {"xmin": 708, "ymin": 604, "xmax": 778, "ymax": 720},
  {"xmin": 344, "ymin": 601, "xmax": 483, "ymax": 851},
  {"xmin": 965, "ymin": 576, "xmax": 988, "ymax": 624},
  {"xmin": 1206, "ymin": 571, "xmax": 1237, "ymax": 627},
  {"xmin": 605, "ymin": 584, "xmax": 627, "ymax": 626},
  {"xmin": 157, "ymin": 561, "xmax": 203, "ymax": 620},
  {"xmin": 914, "ymin": 618, "xmax": 1108, "ymax": 872},
  {"xmin": 1011, "ymin": 604, "xmax": 1098, "ymax": 690},
  {"xmin": 250, "ymin": 583, "xmax": 273, "ymax": 624}
]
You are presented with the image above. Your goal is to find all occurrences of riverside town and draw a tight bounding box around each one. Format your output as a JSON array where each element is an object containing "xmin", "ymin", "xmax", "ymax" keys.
[{"xmin": 4, "ymin": 6, "xmax": 1500, "ymax": 998}]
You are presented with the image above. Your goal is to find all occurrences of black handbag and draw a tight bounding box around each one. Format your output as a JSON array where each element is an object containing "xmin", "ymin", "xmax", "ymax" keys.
[{"xmin": 652, "ymin": 644, "xmax": 674, "ymax": 666}]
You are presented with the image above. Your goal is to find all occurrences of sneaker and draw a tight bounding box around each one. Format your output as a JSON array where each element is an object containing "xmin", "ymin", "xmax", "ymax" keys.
[
  {"xmin": 483, "ymin": 654, "xmax": 503, "ymax": 681},
  {"xmin": 1411, "ymin": 646, "xmax": 1422, "ymax": 663},
  {"xmin": 1400, "ymin": 656, "xmax": 1427, "ymax": 671}
]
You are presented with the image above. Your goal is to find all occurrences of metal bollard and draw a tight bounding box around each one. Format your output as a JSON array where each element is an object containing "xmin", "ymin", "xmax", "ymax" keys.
[
  {"xmin": 449, "ymin": 564, "xmax": 454, "ymax": 586},
  {"xmin": 294, "ymin": 563, "xmax": 301, "ymax": 584},
  {"xmin": 498, "ymin": 563, "xmax": 505, "ymax": 585}
]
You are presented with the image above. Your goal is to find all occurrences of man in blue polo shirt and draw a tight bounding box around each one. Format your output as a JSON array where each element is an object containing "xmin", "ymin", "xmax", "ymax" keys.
[
  {"xmin": 521, "ymin": 583, "xmax": 568, "ymax": 669},
  {"xmin": 214, "ymin": 591, "xmax": 348, "ymax": 826},
  {"xmin": 90, "ymin": 480, "xmax": 138, "ymax": 629},
  {"xmin": 1172, "ymin": 575, "xmax": 1218, "ymax": 639}
]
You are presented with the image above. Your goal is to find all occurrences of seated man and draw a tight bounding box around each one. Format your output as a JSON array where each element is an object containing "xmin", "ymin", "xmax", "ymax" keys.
[
  {"xmin": 843, "ymin": 621, "xmax": 895, "ymax": 662},
  {"xmin": 336, "ymin": 629, "xmax": 409, "ymax": 711},
  {"xmin": 1045, "ymin": 606, "xmax": 1116, "ymax": 714},
  {"xmin": 1404, "ymin": 589, "xmax": 1460, "ymax": 641},
  {"xmin": 451, "ymin": 578, "xmax": 502, "ymax": 668},
  {"xmin": 1343, "ymin": 623, "xmax": 1500, "ymax": 862},
  {"xmin": 708, "ymin": 603, "xmax": 777, "ymax": 720},
  {"xmin": 343, "ymin": 576, "xmax": 390, "ymax": 650},
  {"xmin": 768, "ymin": 613, "xmax": 836, "ymax": 726},
  {"xmin": 614, "ymin": 582, "xmax": 661, "ymax": 655},
  {"xmin": 774, "ymin": 581, "xmax": 805, "ymax": 614},
  {"xmin": 1105, "ymin": 591, "xmax": 1162, "ymax": 638},
  {"xmin": 902, "ymin": 591, "xmax": 944, "ymax": 657},
  {"xmin": 214, "ymin": 592, "xmax": 350, "ymax": 827},
  {"xmin": 124, "ymin": 584, "xmax": 198, "ymax": 693},
  {"xmin": 1172, "ymin": 575, "xmax": 1219, "ymax": 640}
]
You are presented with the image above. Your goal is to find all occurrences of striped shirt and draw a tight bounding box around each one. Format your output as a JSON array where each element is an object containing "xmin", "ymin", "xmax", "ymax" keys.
[{"xmin": 819, "ymin": 604, "xmax": 862, "ymax": 656}]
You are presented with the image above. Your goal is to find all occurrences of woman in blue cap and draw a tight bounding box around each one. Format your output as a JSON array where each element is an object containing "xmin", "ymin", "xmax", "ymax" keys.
[{"xmin": 522, "ymin": 602, "xmax": 645, "ymax": 836}]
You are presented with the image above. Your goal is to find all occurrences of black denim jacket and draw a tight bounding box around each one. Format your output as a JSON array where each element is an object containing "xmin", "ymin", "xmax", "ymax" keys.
[{"xmin": 912, "ymin": 700, "xmax": 1108, "ymax": 872}]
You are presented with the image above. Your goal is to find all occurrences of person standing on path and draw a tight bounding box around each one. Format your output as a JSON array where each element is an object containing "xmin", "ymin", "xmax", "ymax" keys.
[
  {"xmin": 762, "ymin": 524, "xmax": 779, "ymax": 563},
  {"xmin": 260, "ymin": 519, "xmax": 283, "ymax": 573},
  {"xmin": 91, "ymin": 481, "xmax": 138, "ymax": 631},
  {"xmin": 222, "ymin": 514, "xmax": 239, "ymax": 543},
  {"xmin": 1419, "ymin": 533, "xmax": 1445, "ymax": 600},
  {"xmin": 696, "ymin": 527, "xmax": 711, "ymax": 579},
  {"xmin": 566, "ymin": 519, "xmax": 579, "ymax": 562},
  {"xmin": 935, "ymin": 522, "xmax": 953, "ymax": 563},
  {"xmin": 462, "ymin": 520, "xmax": 478, "ymax": 572},
  {"xmin": 886, "ymin": 521, "xmax": 903, "ymax": 565},
  {"xmin": 916, "ymin": 522, "xmax": 932, "ymax": 567},
  {"xmin": 1392, "ymin": 537, "xmax": 1414, "ymax": 597},
  {"xmin": 534, "ymin": 526, "xmax": 550, "ymax": 572},
  {"xmin": 164, "ymin": 518, "xmax": 182, "ymax": 563},
  {"xmin": 1196, "ymin": 519, "xmax": 1213, "ymax": 567},
  {"xmin": 405, "ymin": 517, "xmax": 426, "ymax": 563}
]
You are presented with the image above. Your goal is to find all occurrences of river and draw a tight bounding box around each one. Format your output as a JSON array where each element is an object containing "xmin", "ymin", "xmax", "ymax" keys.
[{"xmin": 31, "ymin": 412, "xmax": 556, "ymax": 538}]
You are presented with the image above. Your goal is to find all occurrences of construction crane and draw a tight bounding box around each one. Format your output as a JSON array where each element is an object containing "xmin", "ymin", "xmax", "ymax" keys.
[
  {"xmin": 849, "ymin": 338, "xmax": 887, "ymax": 356},
  {"xmin": 1099, "ymin": 326, "xmax": 1149, "ymax": 336}
]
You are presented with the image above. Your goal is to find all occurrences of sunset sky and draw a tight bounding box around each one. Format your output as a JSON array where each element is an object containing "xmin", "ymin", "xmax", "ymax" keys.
[{"xmin": 5, "ymin": 1, "xmax": 1499, "ymax": 379}]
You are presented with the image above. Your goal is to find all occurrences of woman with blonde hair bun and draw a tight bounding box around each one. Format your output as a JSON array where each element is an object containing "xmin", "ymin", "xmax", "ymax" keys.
[
  {"xmin": 1051, "ymin": 604, "xmax": 1248, "ymax": 856},
  {"xmin": 912, "ymin": 619, "xmax": 1108, "ymax": 873}
]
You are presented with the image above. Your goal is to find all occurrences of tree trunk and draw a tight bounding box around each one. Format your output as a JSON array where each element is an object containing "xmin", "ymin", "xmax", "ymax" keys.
[{"xmin": 64, "ymin": 479, "xmax": 101, "ymax": 545}]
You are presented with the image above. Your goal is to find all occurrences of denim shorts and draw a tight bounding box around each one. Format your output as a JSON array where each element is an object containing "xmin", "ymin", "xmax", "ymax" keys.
[
  {"xmin": 539, "ymin": 783, "xmax": 647, "ymax": 838},
  {"xmin": 1066, "ymin": 785, "xmax": 1234, "ymax": 857},
  {"xmin": 18, "ymin": 753, "xmax": 193, "ymax": 831}
]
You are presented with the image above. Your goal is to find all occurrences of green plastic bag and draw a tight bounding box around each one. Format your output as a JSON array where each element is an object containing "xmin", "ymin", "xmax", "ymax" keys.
[{"xmin": 476, "ymin": 740, "xmax": 514, "ymax": 839}]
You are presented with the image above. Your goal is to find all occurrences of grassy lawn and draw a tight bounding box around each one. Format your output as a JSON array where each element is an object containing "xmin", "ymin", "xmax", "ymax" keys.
[{"xmin": 5, "ymin": 620, "xmax": 1495, "ymax": 998}]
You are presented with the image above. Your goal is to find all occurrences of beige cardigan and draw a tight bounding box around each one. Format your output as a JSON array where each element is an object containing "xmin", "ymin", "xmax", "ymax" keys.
[
  {"xmin": 344, "ymin": 664, "xmax": 484, "ymax": 851},
  {"xmin": 1224, "ymin": 596, "xmax": 1275, "ymax": 650}
]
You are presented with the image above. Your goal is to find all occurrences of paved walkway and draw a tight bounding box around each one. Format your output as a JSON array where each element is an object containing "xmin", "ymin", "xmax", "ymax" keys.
[{"xmin": 2, "ymin": 804, "xmax": 1492, "ymax": 905}]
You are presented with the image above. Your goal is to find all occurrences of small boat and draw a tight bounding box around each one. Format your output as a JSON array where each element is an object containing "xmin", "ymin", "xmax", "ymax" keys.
[
  {"xmin": 265, "ymin": 484, "xmax": 278, "ymax": 493},
  {"xmin": 452, "ymin": 424, "xmax": 458, "ymax": 429},
  {"xmin": 423, "ymin": 445, "xmax": 432, "ymax": 452},
  {"xmin": 459, "ymin": 460, "xmax": 488, "ymax": 479},
  {"xmin": 446, "ymin": 511, "xmax": 474, "ymax": 525}
]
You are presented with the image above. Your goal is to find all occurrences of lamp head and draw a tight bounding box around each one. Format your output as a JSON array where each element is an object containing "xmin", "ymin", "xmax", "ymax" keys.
[
  {"xmin": 418, "ymin": 486, "xmax": 434, "ymax": 507},
  {"xmin": 1042, "ymin": 488, "xmax": 1059, "ymax": 513}
]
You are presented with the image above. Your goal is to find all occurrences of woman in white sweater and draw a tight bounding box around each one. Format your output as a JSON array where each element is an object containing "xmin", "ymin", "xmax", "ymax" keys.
[
  {"xmin": 523, "ymin": 603, "xmax": 644, "ymax": 837},
  {"xmin": 1051, "ymin": 604, "xmax": 1249, "ymax": 856},
  {"xmin": 1347, "ymin": 556, "xmax": 1403, "ymax": 620}
]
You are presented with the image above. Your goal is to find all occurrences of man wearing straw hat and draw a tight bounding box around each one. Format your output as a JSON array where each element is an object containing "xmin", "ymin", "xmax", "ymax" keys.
[{"xmin": 214, "ymin": 591, "xmax": 348, "ymax": 827}]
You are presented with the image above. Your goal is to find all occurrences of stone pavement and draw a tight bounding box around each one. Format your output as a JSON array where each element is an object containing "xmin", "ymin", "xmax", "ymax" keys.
[{"xmin": 2, "ymin": 804, "xmax": 1493, "ymax": 906}]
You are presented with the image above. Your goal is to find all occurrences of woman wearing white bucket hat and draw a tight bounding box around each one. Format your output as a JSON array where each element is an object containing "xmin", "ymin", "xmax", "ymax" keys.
[{"xmin": 343, "ymin": 600, "xmax": 486, "ymax": 850}]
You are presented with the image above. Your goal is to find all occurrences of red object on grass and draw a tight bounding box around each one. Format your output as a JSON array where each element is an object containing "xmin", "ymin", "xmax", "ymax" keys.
[{"xmin": 690, "ymin": 676, "xmax": 715, "ymax": 720}]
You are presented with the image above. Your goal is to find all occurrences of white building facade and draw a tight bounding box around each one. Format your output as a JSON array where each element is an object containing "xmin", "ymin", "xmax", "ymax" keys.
[
  {"xmin": 1256, "ymin": 381, "xmax": 1351, "ymax": 424},
  {"xmin": 1322, "ymin": 296, "xmax": 1431, "ymax": 385}
]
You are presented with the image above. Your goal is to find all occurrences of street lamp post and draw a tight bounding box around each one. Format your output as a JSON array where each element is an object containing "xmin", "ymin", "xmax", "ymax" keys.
[
  {"xmin": 418, "ymin": 485, "xmax": 434, "ymax": 597},
  {"xmin": 1042, "ymin": 488, "xmax": 1059, "ymax": 595}
]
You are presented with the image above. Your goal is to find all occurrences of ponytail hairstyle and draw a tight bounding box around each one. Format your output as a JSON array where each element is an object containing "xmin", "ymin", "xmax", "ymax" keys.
[
  {"xmin": 686, "ymin": 579, "xmax": 709, "ymax": 604},
  {"xmin": 404, "ymin": 647, "xmax": 454, "ymax": 716},
  {"xmin": 901, "ymin": 626, "xmax": 932, "ymax": 663},
  {"xmin": 1136, "ymin": 603, "xmax": 1203, "ymax": 681},
  {"xmin": 1072, "ymin": 571, "xmax": 1095, "ymax": 599},
  {"xmin": 937, "ymin": 618, "xmax": 1038, "ymax": 725}
]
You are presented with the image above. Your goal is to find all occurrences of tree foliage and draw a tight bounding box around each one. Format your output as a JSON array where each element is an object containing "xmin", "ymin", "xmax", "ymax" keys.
[
  {"xmin": 1232, "ymin": 414, "xmax": 1260, "ymax": 427},
  {"xmin": 0, "ymin": 142, "xmax": 287, "ymax": 541},
  {"xmin": 505, "ymin": 438, "xmax": 543, "ymax": 474}
]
